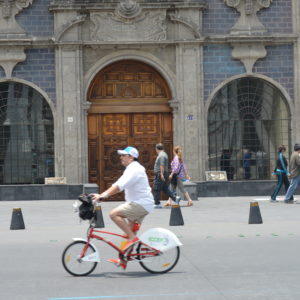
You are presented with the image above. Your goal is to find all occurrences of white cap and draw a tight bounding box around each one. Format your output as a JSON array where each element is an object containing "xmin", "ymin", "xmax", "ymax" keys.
[{"xmin": 117, "ymin": 146, "xmax": 139, "ymax": 158}]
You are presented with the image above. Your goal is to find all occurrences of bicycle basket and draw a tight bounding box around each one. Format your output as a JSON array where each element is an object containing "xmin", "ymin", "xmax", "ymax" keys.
[{"xmin": 78, "ymin": 194, "xmax": 94, "ymax": 220}]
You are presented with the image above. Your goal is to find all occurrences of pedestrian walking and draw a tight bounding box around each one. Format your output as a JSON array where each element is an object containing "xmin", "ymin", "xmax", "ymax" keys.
[
  {"xmin": 152, "ymin": 143, "xmax": 178, "ymax": 208},
  {"xmin": 270, "ymin": 145, "xmax": 292, "ymax": 202},
  {"xmin": 283, "ymin": 143, "xmax": 300, "ymax": 203},
  {"xmin": 165, "ymin": 146, "xmax": 193, "ymax": 207}
]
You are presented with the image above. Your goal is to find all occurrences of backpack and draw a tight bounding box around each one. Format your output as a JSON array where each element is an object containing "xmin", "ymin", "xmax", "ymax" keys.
[{"xmin": 78, "ymin": 194, "xmax": 94, "ymax": 220}]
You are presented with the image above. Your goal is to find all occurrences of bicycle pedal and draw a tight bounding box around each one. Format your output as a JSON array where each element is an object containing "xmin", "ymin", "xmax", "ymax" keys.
[{"xmin": 107, "ymin": 258, "xmax": 127, "ymax": 270}]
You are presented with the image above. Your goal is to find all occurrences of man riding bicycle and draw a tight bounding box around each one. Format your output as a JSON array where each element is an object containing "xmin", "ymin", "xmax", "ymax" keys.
[{"xmin": 91, "ymin": 146, "xmax": 154, "ymax": 269}]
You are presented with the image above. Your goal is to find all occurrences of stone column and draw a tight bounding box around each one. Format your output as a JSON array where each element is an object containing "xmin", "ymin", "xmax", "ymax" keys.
[
  {"xmin": 175, "ymin": 43, "xmax": 205, "ymax": 181},
  {"xmin": 292, "ymin": 0, "xmax": 300, "ymax": 143},
  {"xmin": 55, "ymin": 44, "xmax": 87, "ymax": 184}
]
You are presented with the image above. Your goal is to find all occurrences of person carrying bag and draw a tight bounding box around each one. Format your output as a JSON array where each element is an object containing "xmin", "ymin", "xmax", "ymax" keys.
[{"xmin": 165, "ymin": 146, "xmax": 193, "ymax": 207}]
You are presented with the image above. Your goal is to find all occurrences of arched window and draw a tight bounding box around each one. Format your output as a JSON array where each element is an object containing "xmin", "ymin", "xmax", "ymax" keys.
[
  {"xmin": 0, "ymin": 82, "xmax": 54, "ymax": 184},
  {"xmin": 208, "ymin": 77, "xmax": 291, "ymax": 180}
]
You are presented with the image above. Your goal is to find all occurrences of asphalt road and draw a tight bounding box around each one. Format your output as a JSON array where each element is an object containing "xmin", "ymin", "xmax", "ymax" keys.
[{"xmin": 1, "ymin": 196, "xmax": 300, "ymax": 300}]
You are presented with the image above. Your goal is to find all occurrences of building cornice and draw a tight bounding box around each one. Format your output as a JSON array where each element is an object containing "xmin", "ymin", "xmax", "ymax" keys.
[
  {"xmin": 0, "ymin": 34, "xmax": 297, "ymax": 48},
  {"xmin": 49, "ymin": 1, "xmax": 207, "ymax": 11}
]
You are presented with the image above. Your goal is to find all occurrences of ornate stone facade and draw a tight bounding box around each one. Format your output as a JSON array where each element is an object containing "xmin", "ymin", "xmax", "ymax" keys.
[{"xmin": 0, "ymin": 0, "xmax": 299, "ymax": 187}]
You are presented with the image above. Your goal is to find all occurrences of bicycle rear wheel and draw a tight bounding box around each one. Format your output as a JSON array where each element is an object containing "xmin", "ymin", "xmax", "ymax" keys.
[
  {"xmin": 137, "ymin": 244, "xmax": 180, "ymax": 274},
  {"xmin": 62, "ymin": 241, "xmax": 98, "ymax": 276}
]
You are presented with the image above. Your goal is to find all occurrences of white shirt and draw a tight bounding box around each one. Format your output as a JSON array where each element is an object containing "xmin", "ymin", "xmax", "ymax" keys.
[{"xmin": 112, "ymin": 161, "xmax": 154, "ymax": 212}]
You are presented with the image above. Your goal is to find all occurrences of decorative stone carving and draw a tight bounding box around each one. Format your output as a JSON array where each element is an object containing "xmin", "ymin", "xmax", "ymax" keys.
[
  {"xmin": 0, "ymin": 46, "xmax": 26, "ymax": 77},
  {"xmin": 231, "ymin": 43, "xmax": 267, "ymax": 73},
  {"xmin": 0, "ymin": 0, "xmax": 33, "ymax": 35},
  {"xmin": 115, "ymin": 0, "xmax": 142, "ymax": 20},
  {"xmin": 54, "ymin": 14, "xmax": 87, "ymax": 42},
  {"xmin": 90, "ymin": 11, "xmax": 167, "ymax": 42},
  {"xmin": 168, "ymin": 12, "xmax": 201, "ymax": 39},
  {"xmin": 225, "ymin": 0, "xmax": 272, "ymax": 35}
]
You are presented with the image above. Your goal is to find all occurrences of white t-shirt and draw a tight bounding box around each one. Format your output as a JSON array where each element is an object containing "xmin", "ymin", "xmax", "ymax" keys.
[{"xmin": 112, "ymin": 161, "xmax": 154, "ymax": 212}]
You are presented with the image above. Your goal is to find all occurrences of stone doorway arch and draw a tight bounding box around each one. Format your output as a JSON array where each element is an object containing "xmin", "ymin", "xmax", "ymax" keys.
[{"xmin": 87, "ymin": 60, "xmax": 173, "ymax": 200}]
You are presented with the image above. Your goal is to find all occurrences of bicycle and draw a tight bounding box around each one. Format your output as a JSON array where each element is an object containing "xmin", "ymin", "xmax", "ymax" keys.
[{"xmin": 62, "ymin": 196, "xmax": 182, "ymax": 276}]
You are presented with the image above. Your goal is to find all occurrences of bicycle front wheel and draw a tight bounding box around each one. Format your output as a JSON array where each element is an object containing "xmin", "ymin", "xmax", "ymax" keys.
[
  {"xmin": 62, "ymin": 241, "xmax": 98, "ymax": 276},
  {"xmin": 137, "ymin": 245, "xmax": 180, "ymax": 274}
]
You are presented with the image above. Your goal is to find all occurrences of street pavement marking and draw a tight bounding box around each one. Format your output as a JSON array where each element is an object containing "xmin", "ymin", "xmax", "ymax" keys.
[
  {"xmin": 48, "ymin": 292, "xmax": 216, "ymax": 300},
  {"xmin": 252, "ymin": 197, "xmax": 299, "ymax": 201},
  {"xmin": 48, "ymin": 288, "xmax": 300, "ymax": 300}
]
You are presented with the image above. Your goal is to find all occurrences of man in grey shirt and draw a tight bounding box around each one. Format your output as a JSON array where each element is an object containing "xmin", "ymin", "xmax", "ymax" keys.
[
  {"xmin": 284, "ymin": 143, "xmax": 300, "ymax": 203},
  {"xmin": 152, "ymin": 143, "xmax": 177, "ymax": 208}
]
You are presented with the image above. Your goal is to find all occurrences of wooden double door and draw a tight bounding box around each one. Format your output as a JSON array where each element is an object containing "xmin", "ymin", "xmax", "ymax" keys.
[{"xmin": 88, "ymin": 112, "xmax": 173, "ymax": 200}]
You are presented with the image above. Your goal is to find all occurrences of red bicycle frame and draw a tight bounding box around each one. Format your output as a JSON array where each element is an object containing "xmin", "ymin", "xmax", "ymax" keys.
[{"xmin": 80, "ymin": 227, "xmax": 160, "ymax": 262}]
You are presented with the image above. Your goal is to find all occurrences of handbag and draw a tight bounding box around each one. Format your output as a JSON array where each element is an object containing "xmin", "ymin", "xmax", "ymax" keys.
[{"xmin": 170, "ymin": 163, "xmax": 183, "ymax": 187}]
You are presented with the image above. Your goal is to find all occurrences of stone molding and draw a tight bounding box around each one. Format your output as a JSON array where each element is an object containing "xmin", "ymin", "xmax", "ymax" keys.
[
  {"xmin": 224, "ymin": 0, "xmax": 272, "ymax": 35},
  {"xmin": 0, "ymin": 45, "xmax": 26, "ymax": 77},
  {"xmin": 231, "ymin": 43, "xmax": 267, "ymax": 73}
]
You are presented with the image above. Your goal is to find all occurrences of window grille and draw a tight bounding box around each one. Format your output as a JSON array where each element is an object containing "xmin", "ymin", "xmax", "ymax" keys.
[
  {"xmin": 0, "ymin": 82, "xmax": 54, "ymax": 184},
  {"xmin": 208, "ymin": 77, "xmax": 291, "ymax": 180}
]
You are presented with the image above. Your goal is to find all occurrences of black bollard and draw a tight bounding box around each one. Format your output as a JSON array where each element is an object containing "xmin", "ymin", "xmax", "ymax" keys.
[
  {"xmin": 249, "ymin": 201, "xmax": 263, "ymax": 224},
  {"xmin": 169, "ymin": 204, "xmax": 184, "ymax": 226},
  {"xmin": 10, "ymin": 208, "xmax": 25, "ymax": 230}
]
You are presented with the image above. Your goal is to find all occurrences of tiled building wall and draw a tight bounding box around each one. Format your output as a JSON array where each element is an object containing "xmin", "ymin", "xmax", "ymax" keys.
[
  {"xmin": 203, "ymin": 0, "xmax": 239, "ymax": 35},
  {"xmin": 253, "ymin": 45, "xmax": 294, "ymax": 100},
  {"xmin": 11, "ymin": 48, "xmax": 56, "ymax": 103},
  {"xmin": 203, "ymin": 0, "xmax": 294, "ymax": 102},
  {"xmin": 203, "ymin": 44, "xmax": 294, "ymax": 102},
  {"xmin": 203, "ymin": 45, "xmax": 245, "ymax": 101},
  {"xmin": 258, "ymin": 0, "xmax": 293, "ymax": 34},
  {"xmin": 203, "ymin": 0, "xmax": 293, "ymax": 35},
  {"xmin": 16, "ymin": 0, "xmax": 54, "ymax": 37},
  {"xmin": 0, "ymin": 67, "xmax": 5, "ymax": 78},
  {"xmin": 0, "ymin": 0, "xmax": 56, "ymax": 103}
]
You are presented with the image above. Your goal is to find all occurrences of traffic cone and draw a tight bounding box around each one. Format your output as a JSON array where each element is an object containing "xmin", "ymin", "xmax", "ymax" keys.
[
  {"xmin": 94, "ymin": 205, "xmax": 105, "ymax": 228},
  {"xmin": 248, "ymin": 201, "xmax": 263, "ymax": 224},
  {"xmin": 10, "ymin": 208, "xmax": 25, "ymax": 230},
  {"xmin": 169, "ymin": 204, "xmax": 184, "ymax": 226}
]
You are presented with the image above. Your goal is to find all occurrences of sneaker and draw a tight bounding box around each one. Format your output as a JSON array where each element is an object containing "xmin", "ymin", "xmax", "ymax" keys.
[
  {"xmin": 154, "ymin": 204, "xmax": 162, "ymax": 208},
  {"xmin": 270, "ymin": 199, "xmax": 278, "ymax": 203},
  {"xmin": 175, "ymin": 196, "xmax": 181, "ymax": 204},
  {"xmin": 107, "ymin": 258, "xmax": 127, "ymax": 270},
  {"xmin": 284, "ymin": 200, "xmax": 296, "ymax": 204},
  {"xmin": 122, "ymin": 237, "xmax": 139, "ymax": 251}
]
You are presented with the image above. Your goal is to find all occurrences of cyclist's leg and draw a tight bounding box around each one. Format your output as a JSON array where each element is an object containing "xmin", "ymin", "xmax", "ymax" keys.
[{"xmin": 109, "ymin": 204, "xmax": 136, "ymax": 240}]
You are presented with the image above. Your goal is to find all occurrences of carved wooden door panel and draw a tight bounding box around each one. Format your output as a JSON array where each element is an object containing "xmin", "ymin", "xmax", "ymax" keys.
[
  {"xmin": 88, "ymin": 112, "xmax": 173, "ymax": 201},
  {"xmin": 87, "ymin": 60, "xmax": 173, "ymax": 201}
]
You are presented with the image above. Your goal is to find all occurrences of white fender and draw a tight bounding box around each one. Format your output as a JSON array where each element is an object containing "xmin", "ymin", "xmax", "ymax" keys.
[
  {"xmin": 72, "ymin": 238, "xmax": 100, "ymax": 262},
  {"xmin": 139, "ymin": 228, "xmax": 183, "ymax": 252}
]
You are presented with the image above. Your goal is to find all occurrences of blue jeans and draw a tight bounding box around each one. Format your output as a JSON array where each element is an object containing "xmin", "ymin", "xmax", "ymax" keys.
[
  {"xmin": 153, "ymin": 172, "xmax": 176, "ymax": 205},
  {"xmin": 284, "ymin": 174, "xmax": 300, "ymax": 201}
]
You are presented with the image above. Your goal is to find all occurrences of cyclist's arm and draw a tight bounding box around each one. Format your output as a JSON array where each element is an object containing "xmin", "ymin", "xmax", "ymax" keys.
[{"xmin": 91, "ymin": 185, "xmax": 120, "ymax": 202}]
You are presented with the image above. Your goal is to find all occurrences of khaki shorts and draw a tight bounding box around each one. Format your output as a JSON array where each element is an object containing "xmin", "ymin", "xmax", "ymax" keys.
[{"xmin": 117, "ymin": 202, "xmax": 149, "ymax": 224}]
